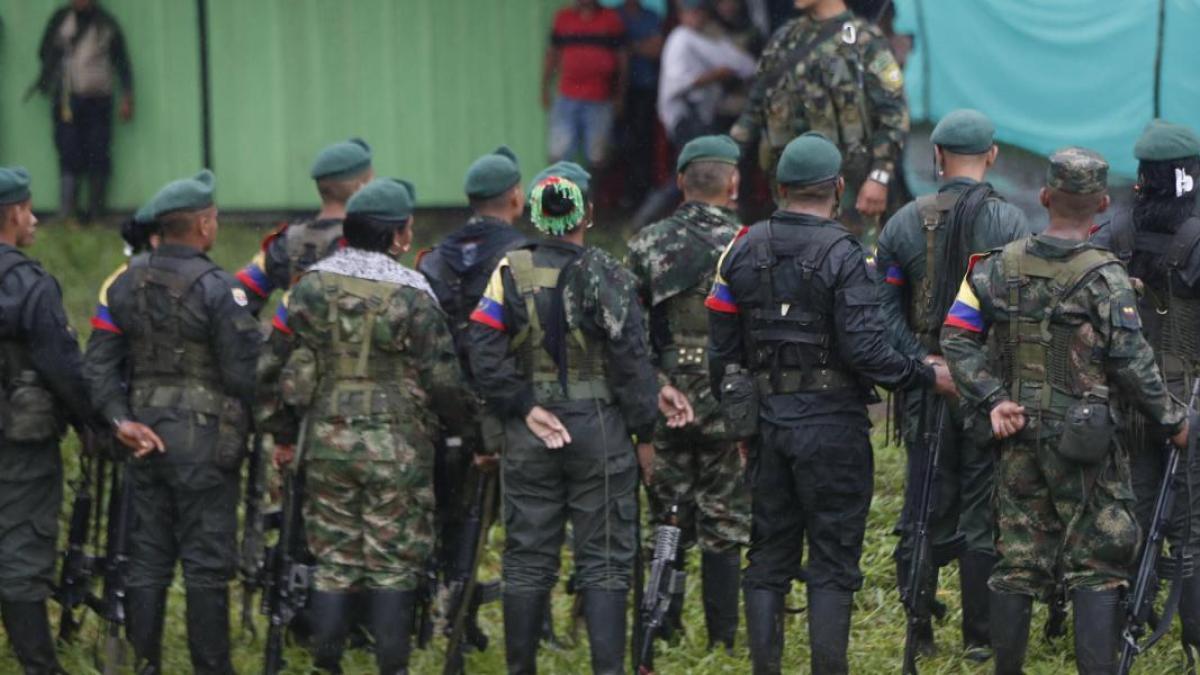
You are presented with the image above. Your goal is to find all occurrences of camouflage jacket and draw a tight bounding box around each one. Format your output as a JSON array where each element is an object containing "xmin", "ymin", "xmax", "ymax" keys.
[
  {"xmin": 272, "ymin": 248, "xmax": 474, "ymax": 460},
  {"xmin": 466, "ymin": 239, "xmax": 660, "ymax": 441},
  {"xmin": 627, "ymin": 201, "xmax": 740, "ymax": 436},
  {"xmin": 940, "ymin": 234, "xmax": 1185, "ymax": 435},
  {"xmin": 730, "ymin": 9, "xmax": 907, "ymax": 177},
  {"xmin": 876, "ymin": 177, "xmax": 1031, "ymax": 360}
]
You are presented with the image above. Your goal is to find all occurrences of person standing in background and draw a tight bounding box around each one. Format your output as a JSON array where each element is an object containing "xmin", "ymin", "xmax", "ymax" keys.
[{"xmin": 616, "ymin": 0, "xmax": 664, "ymax": 208}]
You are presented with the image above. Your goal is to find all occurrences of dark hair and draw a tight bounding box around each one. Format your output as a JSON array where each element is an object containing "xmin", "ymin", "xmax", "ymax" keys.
[
  {"xmin": 157, "ymin": 209, "xmax": 202, "ymax": 238},
  {"xmin": 1134, "ymin": 157, "xmax": 1200, "ymax": 235},
  {"xmin": 682, "ymin": 161, "xmax": 735, "ymax": 199},
  {"xmin": 121, "ymin": 217, "xmax": 159, "ymax": 254},
  {"xmin": 343, "ymin": 212, "xmax": 407, "ymax": 252},
  {"xmin": 468, "ymin": 187, "xmax": 515, "ymax": 213},
  {"xmin": 1045, "ymin": 188, "xmax": 1105, "ymax": 220},
  {"xmin": 780, "ymin": 178, "xmax": 838, "ymax": 203},
  {"xmin": 540, "ymin": 182, "xmax": 577, "ymax": 217}
]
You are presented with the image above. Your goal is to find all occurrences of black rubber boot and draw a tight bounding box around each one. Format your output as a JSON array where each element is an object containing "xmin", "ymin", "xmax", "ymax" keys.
[
  {"xmin": 582, "ymin": 590, "xmax": 627, "ymax": 675},
  {"xmin": 745, "ymin": 589, "xmax": 784, "ymax": 675},
  {"xmin": 701, "ymin": 550, "xmax": 741, "ymax": 652},
  {"xmin": 126, "ymin": 587, "xmax": 168, "ymax": 674},
  {"xmin": 808, "ymin": 587, "xmax": 852, "ymax": 675},
  {"xmin": 504, "ymin": 592, "xmax": 547, "ymax": 675},
  {"xmin": 367, "ymin": 590, "xmax": 415, "ymax": 675},
  {"xmin": 58, "ymin": 172, "xmax": 78, "ymax": 220},
  {"xmin": 309, "ymin": 590, "xmax": 354, "ymax": 673},
  {"xmin": 1181, "ymin": 576, "xmax": 1200, "ymax": 657},
  {"xmin": 990, "ymin": 591, "xmax": 1032, "ymax": 675},
  {"xmin": 1072, "ymin": 589, "xmax": 1120, "ymax": 675},
  {"xmin": 960, "ymin": 552, "xmax": 997, "ymax": 661},
  {"xmin": 0, "ymin": 599, "xmax": 63, "ymax": 674},
  {"xmin": 184, "ymin": 587, "xmax": 233, "ymax": 675}
]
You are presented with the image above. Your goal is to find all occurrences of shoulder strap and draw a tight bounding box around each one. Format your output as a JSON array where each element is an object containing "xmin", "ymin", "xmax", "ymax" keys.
[
  {"xmin": 0, "ymin": 250, "xmax": 34, "ymax": 283},
  {"xmin": 762, "ymin": 18, "xmax": 848, "ymax": 94},
  {"xmin": 506, "ymin": 249, "xmax": 560, "ymax": 350}
]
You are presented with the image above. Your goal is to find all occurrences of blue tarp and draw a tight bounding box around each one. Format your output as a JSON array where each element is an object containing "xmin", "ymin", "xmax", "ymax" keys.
[{"xmin": 895, "ymin": 0, "xmax": 1200, "ymax": 177}]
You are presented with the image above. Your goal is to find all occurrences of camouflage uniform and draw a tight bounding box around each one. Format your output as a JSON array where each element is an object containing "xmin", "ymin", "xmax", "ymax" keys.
[
  {"xmin": 627, "ymin": 201, "xmax": 750, "ymax": 648},
  {"xmin": 234, "ymin": 217, "xmax": 345, "ymax": 317},
  {"xmin": 730, "ymin": 10, "xmax": 907, "ymax": 229}
]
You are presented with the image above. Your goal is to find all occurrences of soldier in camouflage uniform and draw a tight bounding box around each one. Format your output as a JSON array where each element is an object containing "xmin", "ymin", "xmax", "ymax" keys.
[
  {"xmin": 625, "ymin": 135, "xmax": 750, "ymax": 652},
  {"xmin": 467, "ymin": 163, "xmax": 692, "ymax": 675},
  {"xmin": 941, "ymin": 148, "xmax": 1189, "ymax": 675},
  {"xmin": 875, "ymin": 109, "xmax": 1030, "ymax": 661},
  {"xmin": 729, "ymin": 0, "xmax": 908, "ymax": 237},
  {"xmin": 84, "ymin": 170, "xmax": 261, "ymax": 674},
  {"xmin": 234, "ymin": 138, "xmax": 375, "ymax": 316},
  {"xmin": 1091, "ymin": 119, "xmax": 1200, "ymax": 659},
  {"xmin": 0, "ymin": 167, "xmax": 96, "ymax": 675},
  {"xmin": 271, "ymin": 178, "xmax": 475, "ymax": 674}
]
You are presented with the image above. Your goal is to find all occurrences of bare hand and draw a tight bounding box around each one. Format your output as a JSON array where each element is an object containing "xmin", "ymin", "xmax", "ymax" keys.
[
  {"xmin": 658, "ymin": 385, "xmax": 694, "ymax": 428},
  {"xmin": 856, "ymin": 178, "xmax": 888, "ymax": 217},
  {"xmin": 930, "ymin": 362, "xmax": 958, "ymax": 398},
  {"xmin": 473, "ymin": 453, "xmax": 500, "ymax": 472},
  {"xmin": 637, "ymin": 442, "xmax": 655, "ymax": 485},
  {"xmin": 273, "ymin": 443, "xmax": 295, "ymax": 469},
  {"xmin": 119, "ymin": 94, "xmax": 134, "ymax": 122},
  {"xmin": 525, "ymin": 406, "xmax": 571, "ymax": 449},
  {"xmin": 1171, "ymin": 419, "xmax": 1191, "ymax": 450},
  {"xmin": 115, "ymin": 420, "xmax": 164, "ymax": 459},
  {"xmin": 990, "ymin": 400, "xmax": 1027, "ymax": 440},
  {"xmin": 737, "ymin": 440, "xmax": 750, "ymax": 469}
]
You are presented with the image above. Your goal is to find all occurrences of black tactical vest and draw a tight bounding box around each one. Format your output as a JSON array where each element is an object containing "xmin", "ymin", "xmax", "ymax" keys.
[
  {"xmin": 1129, "ymin": 216, "xmax": 1200, "ymax": 379},
  {"xmin": 0, "ymin": 251, "xmax": 62, "ymax": 443}
]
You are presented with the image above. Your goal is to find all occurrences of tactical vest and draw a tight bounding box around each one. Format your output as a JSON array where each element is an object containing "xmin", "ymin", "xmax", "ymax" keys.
[
  {"xmin": 0, "ymin": 252, "xmax": 62, "ymax": 443},
  {"xmin": 908, "ymin": 192, "xmax": 959, "ymax": 351},
  {"xmin": 657, "ymin": 220, "xmax": 728, "ymax": 376},
  {"xmin": 741, "ymin": 220, "xmax": 858, "ymax": 393},
  {"xmin": 993, "ymin": 241, "xmax": 1118, "ymax": 420},
  {"xmin": 505, "ymin": 249, "xmax": 611, "ymax": 404},
  {"xmin": 284, "ymin": 219, "xmax": 343, "ymax": 286},
  {"xmin": 1129, "ymin": 216, "xmax": 1200, "ymax": 379},
  {"xmin": 126, "ymin": 254, "xmax": 228, "ymax": 417}
]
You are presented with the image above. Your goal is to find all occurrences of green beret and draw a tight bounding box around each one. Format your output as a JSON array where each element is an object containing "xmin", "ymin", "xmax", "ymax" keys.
[
  {"xmin": 310, "ymin": 138, "xmax": 373, "ymax": 180},
  {"xmin": 147, "ymin": 169, "xmax": 215, "ymax": 219},
  {"xmin": 529, "ymin": 161, "xmax": 591, "ymax": 198},
  {"xmin": 0, "ymin": 167, "xmax": 31, "ymax": 206},
  {"xmin": 1134, "ymin": 119, "xmax": 1200, "ymax": 162},
  {"xmin": 776, "ymin": 132, "xmax": 842, "ymax": 186},
  {"xmin": 1046, "ymin": 147, "xmax": 1108, "ymax": 194},
  {"xmin": 676, "ymin": 135, "xmax": 740, "ymax": 173},
  {"xmin": 132, "ymin": 200, "xmax": 155, "ymax": 225},
  {"xmin": 346, "ymin": 177, "xmax": 416, "ymax": 221},
  {"xmin": 464, "ymin": 145, "xmax": 522, "ymax": 199},
  {"xmin": 930, "ymin": 109, "xmax": 995, "ymax": 155}
]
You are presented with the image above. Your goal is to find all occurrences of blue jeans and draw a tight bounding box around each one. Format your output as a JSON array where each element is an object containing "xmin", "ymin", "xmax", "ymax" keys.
[{"xmin": 547, "ymin": 96, "xmax": 614, "ymax": 167}]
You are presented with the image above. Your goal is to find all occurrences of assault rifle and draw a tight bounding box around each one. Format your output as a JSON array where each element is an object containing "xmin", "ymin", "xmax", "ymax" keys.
[
  {"xmin": 637, "ymin": 506, "xmax": 685, "ymax": 675},
  {"xmin": 901, "ymin": 401, "xmax": 947, "ymax": 675},
  {"xmin": 56, "ymin": 437, "xmax": 104, "ymax": 642},
  {"xmin": 1118, "ymin": 379, "xmax": 1200, "ymax": 674},
  {"xmin": 263, "ymin": 424, "xmax": 313, "ymax": 675},
  {"xmin": 442, "ymin": 468, "xmax": 500, "ymax": 675},
  {"xmin": 99, "ymin": 462, "xmax": 134, "ymax": 675},
  {"xmin": 238, "ymin": 432, "xmax": 267, "ymax": 637}
]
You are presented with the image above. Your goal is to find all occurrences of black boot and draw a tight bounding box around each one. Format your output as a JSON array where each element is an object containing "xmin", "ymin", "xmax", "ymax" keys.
[
  {"xmin": 126, "ymin": 587, "xmax": 168, "ymax": 674},
  {"xmin": 960, "ymin": 552, "xmax": 997, "ymax": 661},
  {"xmin": 1181, "ymin": 576, "xmax": 1200, "ymax": 657},
  {"xmin": 582, "ymin": 590, "xmax": 627, "ymax": 675},
  {"xmin": 367, "ymin": 590, "xmax": 415, "ymax": 675},
  {"xmin": 504, "ymin": 592, "xmax": 547, "ymax": 675},
  {"xmin": 1073, "ymin": 589, "xmax": 1120, "ymax": 675},
  {"xmin": 745, "ymin": 589, "xmax": 784, "ymax": 675},
  {"xmin": 309, "ymin": 590, "xmax": 353, "ymax": 673},
  {"xmin": 86, "ymin": 171, "xmax": 109, "ymax": 222},
  {"xmin": 808, "ymin": 588, "xmax": 852, "ymax": 675},
  {"xmin": 184, "ymin": 587, "xmax": 233, "ymax": 675},
  {"xmin": 990, "ymin": 592, "xmax": 1032, "ymax": 675},
  {"xmin": 0, "ymin": 599, "xmax": 62, "ymax": 674},
  {"xmin": 701, "ymin": 550, "xmax": 741, "ymax": 652}
]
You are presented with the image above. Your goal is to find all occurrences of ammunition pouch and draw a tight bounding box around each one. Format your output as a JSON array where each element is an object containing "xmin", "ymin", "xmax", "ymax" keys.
[
  {"xmin": 131, "ymin": 382, "xmax": 247, "ymax": 469},
  {"xmin": 2, "ymin": 369, "xmax": 62, "ymax": 444},
  {"xmin": 280, "ymin": 346, "xmax": 317, "ymax": 409},
  {"xmin": 720, "ymin": 365, "xmax": 759, "ymax": 439},
  {"xmin": 1057, "ymin": 388, "xmax": 1115, "ymax": 465},
  {"xmin": 660, "ymin": 344, "xmax": 707, "ymax": 373},
  {"xmin": 215, "ymin": 397, "xmax": 249, "ymax": 470}
]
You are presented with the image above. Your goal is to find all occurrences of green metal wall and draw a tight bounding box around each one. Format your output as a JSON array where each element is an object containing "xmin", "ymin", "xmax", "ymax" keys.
[{"xmin": 0, "ymin": 0, "xmax": 559, "ymax": 211}]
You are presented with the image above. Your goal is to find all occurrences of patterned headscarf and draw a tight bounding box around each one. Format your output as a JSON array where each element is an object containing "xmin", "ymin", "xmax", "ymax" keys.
[{"xmin": 529, "ymin": 176, "xmax": 585, "ymax": 235}]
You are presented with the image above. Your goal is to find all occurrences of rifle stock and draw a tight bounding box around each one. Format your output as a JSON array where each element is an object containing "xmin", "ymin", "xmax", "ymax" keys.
[
  {"xmin": 637, "ymin": 505, "xmax": 684, "ymax": 675},
  {"xmin": 100, "ymin": 462, "xmax": 133, "ymax": 675},
  {"xmin": 56, "ymin": 446, "xmax": 100, "ymax": 642},
  {"xmin": 263, "ymin": 421, "xmax": 313, "ymax": 675}
]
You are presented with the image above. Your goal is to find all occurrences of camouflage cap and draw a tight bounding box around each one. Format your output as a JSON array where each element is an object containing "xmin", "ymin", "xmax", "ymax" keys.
[
  {"xmin": 464, "ymin": 145, "xmax": 521, "ymax": 199},
  {"xmin": 529, "ymin": 161, "xmax": 591, "ymax": 198},
  {"xmin": 310, "ymin": 138, "xmax": 373, "ymax": 180},
  {"xmin": 346, "ymin": 177, "xmax": 416, "ymax": 221},
  {"xmin": 776, "ymin": 132, "xmax": 842, "ymax": 186},
  {"xmin": 0, "ymin": 166, "xmax": 31, "ymax": 206},
  {"xmin": 930, "ymin": 109, "xmax": 995, "ymax": 155},
  {"xmin": 676, "ymin": 134, "xmax": 740, "ymax": 173},
  {"xmin": 1046, "ymin": 147, "xmax": 1108, "ymax": 194},
  {"xmin": 1134, "ymin": 119, "xmax": 1200, "ymax": 162},
  {"xmin": 146, "ymin": 169, "xmax": 216, "ymax": 219}
]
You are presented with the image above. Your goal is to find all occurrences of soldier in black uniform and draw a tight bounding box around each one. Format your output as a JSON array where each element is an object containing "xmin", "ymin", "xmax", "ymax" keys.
[
  {"xmin": 84, "ymin": 170, "xmax": 261, "ymax": 674},
  {"xmin": 706, "ymin": 134, "xmax": 954, "ymax": 674},
  {"xmin": 1092, "ymin": 119, "xmax": 1200, "ymax": 656},
  {"xmin": 0, "ymin": 167, "xmax": 96, "ymax": 674}
]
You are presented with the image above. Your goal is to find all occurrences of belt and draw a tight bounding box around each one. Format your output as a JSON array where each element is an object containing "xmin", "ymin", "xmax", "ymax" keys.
[
  {"xmin": 532, "ymin": 379, "xmax": 614, "ymax": 404},
  {"xmin": 754, "ymin": 367, "xmax": 856, "ymax": 395}
]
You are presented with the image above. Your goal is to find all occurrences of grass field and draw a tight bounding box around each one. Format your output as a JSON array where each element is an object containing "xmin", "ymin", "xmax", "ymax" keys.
[{"xmin": 0, "ymin": 218, "xmax": 1186, "ymax": 673}]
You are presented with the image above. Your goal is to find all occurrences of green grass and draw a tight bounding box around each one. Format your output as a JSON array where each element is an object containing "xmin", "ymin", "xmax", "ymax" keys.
[{"xmin": 0, "ymin": 219, "xmax": 1187, "ymax": 673}]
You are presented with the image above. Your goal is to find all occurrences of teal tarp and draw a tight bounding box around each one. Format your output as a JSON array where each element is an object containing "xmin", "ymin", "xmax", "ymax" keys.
[{"xmin": 895, "ymin": 0, "xmax": 1200, "ymax": 177}]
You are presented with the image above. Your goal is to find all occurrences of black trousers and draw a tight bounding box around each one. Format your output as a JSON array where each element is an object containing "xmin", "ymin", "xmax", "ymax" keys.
[{"xmin": 53, "ymin": 94, "xmax": 113, "ymax": 175}]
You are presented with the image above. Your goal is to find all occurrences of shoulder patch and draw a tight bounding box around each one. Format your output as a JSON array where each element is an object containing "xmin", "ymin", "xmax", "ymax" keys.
[{"xmin": 231, "ymin": 287, "xmax": 249, "ymax": 307}]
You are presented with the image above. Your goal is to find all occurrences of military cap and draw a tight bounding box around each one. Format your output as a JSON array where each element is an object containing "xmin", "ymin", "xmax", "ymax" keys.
[
  {"xmin": 529, "ymin": 161, "xmax": 591, "ymax": 198},
  {"xmin": 1134, "ymin": 120, "xmax": 1200, "ymax": 162},
  {"xmin": 132, "ymin": 200, "xmax": 155, "ymax": 225},
  {"xmin": 776, "ymin": 132, "xmax": 842, "ymax": 186},
  {"xmin": 464, "ymin": 145, "xmax": 521, "ymax": 199},
  {"xmin": 346, "ymin": 177, "xmax": 416, "ymax": 221},
  {"xmin": 930, "ymin": 109, "xmax": 995, "ymax": 155},
  {"xmin": 1046, "ymin": 147, "xmax": 1108, "ymax": 194},
  {"xmin": 310, "ymin": 138, "xmax": 373, "ymax": 180},
  {"xmin": 676, "ymin": 134, "xmax": 740, "ymax": 173},
  {"xmin": 0, "ymin": 167, "xmax": 31, "ymax": 206},
  {"xmin": 146, "ymin": 169, "xmax": 215, "ymax": 219}
]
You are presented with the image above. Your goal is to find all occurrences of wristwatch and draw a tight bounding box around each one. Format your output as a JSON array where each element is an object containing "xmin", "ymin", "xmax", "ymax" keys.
[{"xmin": 868, "ymin": 169, "xmax": 891, "ymax": 186}]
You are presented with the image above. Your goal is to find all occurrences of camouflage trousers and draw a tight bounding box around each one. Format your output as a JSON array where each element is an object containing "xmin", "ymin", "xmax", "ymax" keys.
[
  {"xmin": 304, "ymin": 457, "xmax": 436, "ymax": 592},
  {"xmin": 645, "ymin": 429, "xmax": 749, "ymax": 554},
  {"xmin": 992, "ymin": 433, "xmax": 1139, "ymax": 597}
]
